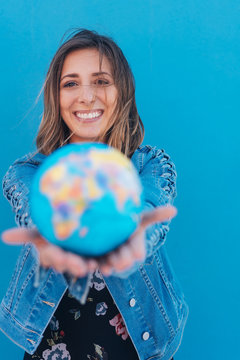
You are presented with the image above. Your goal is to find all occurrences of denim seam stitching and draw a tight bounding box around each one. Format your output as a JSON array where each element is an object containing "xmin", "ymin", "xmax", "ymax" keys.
[
  {"xmin": 1, "ymin": 304, "xmax": 40, "ymax": 335},
  {"xmin": 154, "ymin": 253, "xmax": 182, "ymax": 324},
  {"xmin": 154, "ymin": 254, "xmax": 180, "ymax": 305},
  {"xmin": 139, "ymin": 266, "xmax": 175, "ymax": 338},
  {"xmin": 5, "ymin": 245, "xmax": 32, "ymax": 311},
  {"xmin": 13, "ymin": 262, "xmax": 38, "ymax": 314},
  {"xmin": 25, "ymin": 269, "xmax": 56, "ymax": 326}
]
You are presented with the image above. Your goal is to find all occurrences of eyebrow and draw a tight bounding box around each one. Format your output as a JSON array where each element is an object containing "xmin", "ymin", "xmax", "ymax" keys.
[{"xmin": 60, "ymin": 72, "xmax": 112, "ymax": 82}]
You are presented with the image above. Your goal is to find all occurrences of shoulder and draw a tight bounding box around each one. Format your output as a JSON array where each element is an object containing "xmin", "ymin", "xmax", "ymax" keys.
[
  {"xmin": 5, "ymin": 152, "xmax": 46, "ymax": 173},
  {"xmin": 10, "ymin": 152, "xmax": 47, "ymax": 167}
]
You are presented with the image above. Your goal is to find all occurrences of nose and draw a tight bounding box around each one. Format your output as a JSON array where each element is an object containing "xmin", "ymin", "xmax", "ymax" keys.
[{"xmin": 77, "ymin": 85, "xmax": 96, "ymax": 104}]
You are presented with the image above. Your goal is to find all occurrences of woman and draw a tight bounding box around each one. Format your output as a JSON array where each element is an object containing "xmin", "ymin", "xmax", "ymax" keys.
[{"xmin": 0, "ymin": 29, "xmax": 188, "ymax": 360}]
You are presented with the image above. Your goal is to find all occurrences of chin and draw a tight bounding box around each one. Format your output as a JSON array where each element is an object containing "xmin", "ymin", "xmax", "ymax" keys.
[{"xmin": 71, "ymin": 133, "xmax": 101, "ymax": 143}]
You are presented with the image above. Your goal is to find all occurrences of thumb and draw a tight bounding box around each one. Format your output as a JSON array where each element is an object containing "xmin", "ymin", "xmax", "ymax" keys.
[
  {"xmin": 1, "ymin": 227, "xmax": 41, "ymax": 245},
  {"xmin": 140, "ymin": 205, "xmax": 177, "ymax": 231}
]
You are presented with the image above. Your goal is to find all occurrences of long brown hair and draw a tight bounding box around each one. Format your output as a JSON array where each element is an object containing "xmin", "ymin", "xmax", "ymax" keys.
[{"xmin": 36, "ymin": 29, "xmax": 144, "ymax": 157}]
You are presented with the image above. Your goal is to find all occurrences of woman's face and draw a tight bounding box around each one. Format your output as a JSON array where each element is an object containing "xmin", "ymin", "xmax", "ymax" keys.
[{"xmin": 60, "ymin": 48, "xmax": 118, "ymax": 143}]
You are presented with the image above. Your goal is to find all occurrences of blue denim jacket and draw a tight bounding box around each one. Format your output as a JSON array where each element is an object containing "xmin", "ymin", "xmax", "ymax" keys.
[{"xmin": 0, "ymin": 145, "xmax": 188, "ymax": 360}]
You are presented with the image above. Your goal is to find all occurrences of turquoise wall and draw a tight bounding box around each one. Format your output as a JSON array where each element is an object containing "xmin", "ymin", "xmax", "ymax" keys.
[{"xmin": 0, "ymin": 1, "xmax": 239, "ymax": 359}]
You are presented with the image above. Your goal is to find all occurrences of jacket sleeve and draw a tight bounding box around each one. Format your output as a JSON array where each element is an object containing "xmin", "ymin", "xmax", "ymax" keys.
[
  {"xmin": 110, "ymin": 145, "xmax": 177, "ymax": 279},
  {"xmin": 2, "ymin": 154, "xmax": 39, "ymax": 229},
  {"xmin": 139, "ymin": 146, "xmax": 177, "ymax": 257}
]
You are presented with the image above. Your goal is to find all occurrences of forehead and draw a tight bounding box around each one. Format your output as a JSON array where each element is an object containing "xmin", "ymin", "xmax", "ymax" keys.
[{"xmin": 61, "ymin": 48, "xmax": 112, "ymax": 74}]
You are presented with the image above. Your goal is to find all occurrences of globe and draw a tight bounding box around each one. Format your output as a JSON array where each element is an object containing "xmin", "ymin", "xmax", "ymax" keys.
[{"xmin": 30, "ymin": 143, "xmax": 143, "ymax": 256}]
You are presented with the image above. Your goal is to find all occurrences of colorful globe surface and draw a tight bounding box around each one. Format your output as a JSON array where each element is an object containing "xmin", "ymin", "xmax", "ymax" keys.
[{"xmin": 30, "ymin": 143, "xmax": 143, "ymax": 256}]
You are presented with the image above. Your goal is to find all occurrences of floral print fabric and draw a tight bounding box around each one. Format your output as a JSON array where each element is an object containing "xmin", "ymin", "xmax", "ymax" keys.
[{"xmin": 23, "ymin": 270, "xmax": 139, "ymax": 360}]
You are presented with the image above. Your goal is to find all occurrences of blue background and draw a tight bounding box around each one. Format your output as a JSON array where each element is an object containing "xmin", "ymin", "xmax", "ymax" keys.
[{"xmin": 0, "ymin": 1, "xmax": 239, "ymax": 359}]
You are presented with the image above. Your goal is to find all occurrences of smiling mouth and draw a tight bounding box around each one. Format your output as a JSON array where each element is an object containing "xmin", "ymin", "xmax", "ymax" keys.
[{"xmin": 73, "ymin": 110, "xmax": 104, "ymax": 121}]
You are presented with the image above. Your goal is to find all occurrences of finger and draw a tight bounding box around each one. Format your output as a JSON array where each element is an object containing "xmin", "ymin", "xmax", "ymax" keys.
[
  {"xmin": 140, "ymin": 205, "xmax": 177, "ymax": 230},
  {"xmin": 86, "ymin": 258, "xmax": 98, "ymax": 272},
  {"xmin": 99, "ymin": 260, "xmax": 114, "ymax": 276},
  {"xmin": 97, "ymin": 253, "xmax": 114, "ymax": 276},
  {"xmin": 1, "ymin": 227, "xmax": 42, "ymax": 245},
  {"xmin": 127, "ymin": 232, "xmax": 146, "ymax": 261},
  {"xmin": 99, "ymin": 263, "xmax": 113, "ymax": 276},
  {"xmin": 64, "ymin": 253, "xmax": 89, "ymax": 277},
  {"xmin": 37, "ymin": 244, "xmax": 66, "ymax": 270},
  {"xmin": 107, "ymin": 245, "xmax": 135, "ymax": 272},
  {"xmin": 37, "ymin": 244, "xmax": 88, "ymax": 277}
]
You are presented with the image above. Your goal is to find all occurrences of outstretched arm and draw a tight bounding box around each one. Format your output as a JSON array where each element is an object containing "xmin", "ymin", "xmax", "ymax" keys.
[
  {"xmin": 1, "ymin": 149, "xmax": 177, "ymax": 278},
  {"xmin": 98, "ymin": 146, "xmax": 177, "ymax": 276}
]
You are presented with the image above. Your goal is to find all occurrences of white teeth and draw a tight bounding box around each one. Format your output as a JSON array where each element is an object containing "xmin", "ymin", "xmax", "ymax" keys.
[{"xmin": 75, "ymin": 111, "xmax": 102, "ymax": 119}]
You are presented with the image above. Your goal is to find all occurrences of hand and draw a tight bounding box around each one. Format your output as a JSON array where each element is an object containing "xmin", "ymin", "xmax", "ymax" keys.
[
  {"xmin": 98, "ymin": 205, "xmax": 177, "ymax": 275},
  {"xmin": 1, "ymin": 205, "xmax": 177, "ymax": 277},
  {"xmin": 1, "ymin": 227, "xmax": 97, "ymax": 277}
]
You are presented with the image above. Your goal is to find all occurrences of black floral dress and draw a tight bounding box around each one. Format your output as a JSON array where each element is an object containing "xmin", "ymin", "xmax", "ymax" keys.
[{"xmin": 23, "ymin": 269, "xmax": 139, "ymax": 360}]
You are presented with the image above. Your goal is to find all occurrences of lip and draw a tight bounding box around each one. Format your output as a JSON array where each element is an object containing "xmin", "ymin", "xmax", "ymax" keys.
[{"xmin": 73, "ymin": 109, "xmax": 104, "ymax": 123}]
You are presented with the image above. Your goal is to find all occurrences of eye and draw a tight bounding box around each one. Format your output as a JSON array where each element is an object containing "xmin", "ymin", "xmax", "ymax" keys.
[
  {"xmin": 63, "ymin": 81, "xmax": 78, "ymax": 88},
  {"xmin": 95, "ymin": 79, "xmax": 111, "ymax": 87}
]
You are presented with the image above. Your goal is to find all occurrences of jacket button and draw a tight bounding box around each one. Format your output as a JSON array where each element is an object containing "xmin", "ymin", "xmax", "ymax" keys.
[
  {"xmin": 129, "ymin": 298, "xmax": 136, "ymax": 307},
  {"xmin": 142, "ymin": 331, "xmax": 150, "ymax": 341}
]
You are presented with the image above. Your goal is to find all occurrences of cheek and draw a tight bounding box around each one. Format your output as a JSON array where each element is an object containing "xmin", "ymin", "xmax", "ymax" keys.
[
  {"xmin": 105, "ymin": 89, "xmax": 118, "ymax": 111},
  {"xmin": 59, "ymin": 92, "xmax": 72, "ymax": 111}
]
